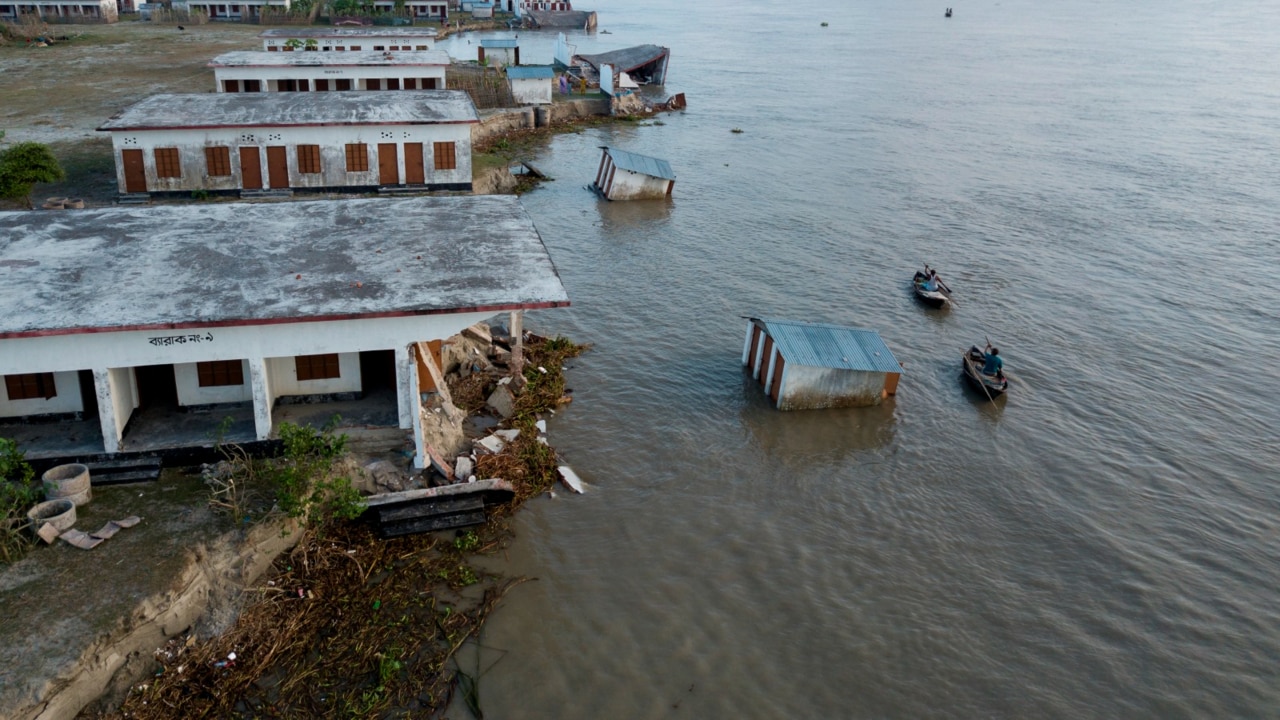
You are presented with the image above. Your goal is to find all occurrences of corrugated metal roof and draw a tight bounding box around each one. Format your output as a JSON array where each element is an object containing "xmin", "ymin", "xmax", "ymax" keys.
[
  {"xmin": 210, "ymin": 50, "xmax": 450, "ymax": 67},
  {"xmin": 506, "ymin": 65, "xmax": 555, "ymax": 79},
  {"xmin": 758, "ymin": 319, "xmax": 902, "ymax": 374},
  {"xmin": 259, "ymin": 28, "xmax": 438, "ymax": 38},
  {"xmin": 481, "ymin": 38, "xmax": 519, "ymax": 48},
  {"xmin": 604, "ymin": 147, "xmax": 676, "ymax": 181},
  {"xmin": 98, "ymin": 92, "xmax": 478, "ymax": 130}
]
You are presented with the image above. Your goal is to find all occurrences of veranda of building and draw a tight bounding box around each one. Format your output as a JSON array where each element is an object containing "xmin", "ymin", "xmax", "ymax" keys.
[
  {"xmin": 0, "ymin": 196, "xmax": 569, "ymax": 467},
  {"xmin": 171, "ymin": 0, "xmax": 288, "ymax": 21},
  {"xmin": 0, "ymin": 0, "xmax": 116, "ymax": 22},
  {"xmin": 259, "ymin": 27, "xmax": 442, "ymax": 52},
  {"xmin": 209, "ymin": 50, "xmax": 451, "ymax": 93},
  {"xmin": 97, "ymin": 92, "xmax": 478, "ymax": 196}
]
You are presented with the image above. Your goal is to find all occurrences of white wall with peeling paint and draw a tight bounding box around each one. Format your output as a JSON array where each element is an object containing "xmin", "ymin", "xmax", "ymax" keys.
[{"xmin": 0, "ymin": 371, "xmax": 82, "ymax": 418}]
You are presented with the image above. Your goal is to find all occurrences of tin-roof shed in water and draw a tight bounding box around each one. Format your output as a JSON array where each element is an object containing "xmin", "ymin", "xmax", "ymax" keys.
[
  {"xmin": 743, "ymin": 318, "xmax": 902, "ymax": 410},
  {"xmin": 591, "ymin": 146, "xmax": 675, "ymax": 201}
]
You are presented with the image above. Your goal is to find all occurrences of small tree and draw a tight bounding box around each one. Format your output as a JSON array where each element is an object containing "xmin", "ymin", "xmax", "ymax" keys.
[{"xmin": 0, "ymin": 142, "xmax": 65, "ymax": 209}]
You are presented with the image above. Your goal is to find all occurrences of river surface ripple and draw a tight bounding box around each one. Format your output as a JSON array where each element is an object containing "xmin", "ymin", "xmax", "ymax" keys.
[{"xmin": 437, "ymin": 1, "xmax": 1280, "ymax": 716}]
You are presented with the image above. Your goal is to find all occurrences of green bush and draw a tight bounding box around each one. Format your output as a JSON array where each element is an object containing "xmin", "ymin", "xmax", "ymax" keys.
[{"xmin": 0, "ymin": 438, "xmax": 38, "ymax": 564}]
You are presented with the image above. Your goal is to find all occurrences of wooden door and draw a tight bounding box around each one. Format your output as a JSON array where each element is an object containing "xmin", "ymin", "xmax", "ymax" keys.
[
  {"xmin": 266, "ymin": 146, "xmax": 289, "ymax": 189},
  {"xmin": 404, "ymin": 143, "xmax": 424, "ymax": 184},
  {"xmin": 121, "ymin": 149, "xmax": 146, "ymax": 193},
  {"xmin": 758, "ymin": 337, "xmax": 773, "ymax": 385},
  {"xmin": 378, "ymin": 143, "xmax": 398, "ymax": 185},
  {"xmin": 239, "ymin": 146, "xmax": 262, "ymax": 189},
  {"xmin": 769, "ymin": 355, "xmax": 785, "ymax": 403}
]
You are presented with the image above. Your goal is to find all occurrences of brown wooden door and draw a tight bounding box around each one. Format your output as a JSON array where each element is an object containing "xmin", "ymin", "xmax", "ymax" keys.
[
  {"xmin": 758, "ymin": 337, "xmax": 773, "ymax": 385},
  {"xmin": 769, "ymin": 355, "xmax": 785, "ymax": 403},
  {"xmin": 122, "ymin": 149, "xmax": 146, "ymax": 193},
  {"xmin": 240, "ymin": 146, "xmax": 262, "ymax": 189},
  {"xmin": 378, "ymin": 143, "xmax": 398, "ymax": 185},
  {"xmin": 266, "ymin": 146, "xmax": 289, "ymax": 188},
  {"xmin": 404, "ymin": 143, "xmax": 424, "ymax": 184}
]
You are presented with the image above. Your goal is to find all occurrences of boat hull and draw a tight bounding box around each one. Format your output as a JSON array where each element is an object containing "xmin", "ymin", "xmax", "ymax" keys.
[
  {"xmin": 912, "ymin": 271, "xmax": 949, "ymax": 308},
  {"xmin": 962, "ymin": 346, "xmax": 1008, "ymax": 396}
]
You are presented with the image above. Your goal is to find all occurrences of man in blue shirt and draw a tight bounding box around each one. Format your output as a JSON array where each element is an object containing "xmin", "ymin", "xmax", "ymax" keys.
[{"xmin": 983, "ymin": 345, "xmax": 1003, "ymax": 377}]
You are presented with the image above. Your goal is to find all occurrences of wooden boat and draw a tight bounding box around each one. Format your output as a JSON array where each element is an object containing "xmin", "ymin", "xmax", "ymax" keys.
[
  {"xmin": 962, "ymin": 346, "xmax": 1008, "ymax": 397},
  {"xmin": 912, "ymin": 270, "xmax": 950, "ymax": 308}
]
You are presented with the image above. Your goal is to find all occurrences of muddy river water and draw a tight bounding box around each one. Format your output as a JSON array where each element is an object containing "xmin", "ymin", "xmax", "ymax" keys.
[{"xmin": 438, "ymin": 1, "xmax": 1280, "ymax": 716}]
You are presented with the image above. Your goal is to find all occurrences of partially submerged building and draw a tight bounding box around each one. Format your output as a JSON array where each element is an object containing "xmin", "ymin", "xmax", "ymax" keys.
[
  {"xmin": 573, "ymin": 44, "xmax": 670, "ymax": 85},
  {"xmin": 209, "ymin": 50, "xmax": 451, "ymax": 93},
  {"xmin": 591, "ymin": 146, "xmax": 675, "ymax": 201},
  {"xmin": 98, "ymin": 92, "xmax": 477, "ymax": 196},
  {"xmin": 507, "ymin": 65, "xmax": 555, "ymax": 105},
  {"xmin": 259, "ymin": 27, "xmax": 441, "ymax": 51},
  {"xmin": 742, "ymin": 319, "xmax": 902, "ymax": 410},
  {"xmin": 0, "ymin": 0, "xmax": 117, "ymax": 22},
  {"xmin": 0, "ymin": 196, "xmax": 569, "ymax": 466}
]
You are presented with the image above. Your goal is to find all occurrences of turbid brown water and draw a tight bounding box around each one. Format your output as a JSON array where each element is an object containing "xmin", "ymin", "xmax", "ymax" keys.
[{"xmin": 438, "ymin": 0, "xmax": 1280, "ymax": 717}]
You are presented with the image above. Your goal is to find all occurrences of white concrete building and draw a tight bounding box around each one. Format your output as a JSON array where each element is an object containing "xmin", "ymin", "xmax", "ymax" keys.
[
  {"xmin": 591, "ymin": 146, "xmax": 675, "ymax": 201},
  {"xmin": 506, "ymin": 65, "xmax": 554, "ymax": 105},
  {"xmin": 98, "ymin": 92, "xmax": 477, "ymax": 196},
  {"xmin": 209, "ymin": 51, "xmax": 450, "ymax": 93},
  {"xmin": 0, "ymin": 0, "xmax": 117, "ymax": 22},
  {"xmin": 259, "ymin": 27, "xmax": 441, "ymax": 52},
  {"xmin": 0, "ymin": 196, "xmax": 569, "ymax": 465},
  {"xmin": 172, "ymin": 0, "xmax": 287, "ymax": 20},
  {"xmin": 369, "ymin": 0, "xmax": 447, "ymax": 19}
]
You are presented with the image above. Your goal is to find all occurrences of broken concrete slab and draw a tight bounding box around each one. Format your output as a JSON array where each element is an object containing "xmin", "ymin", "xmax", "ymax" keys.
[
  {"xmin": 494, "ymin": 428, "xmax": 521, "ymax": 442},
  {"xmin": 558, "ymin": 465, "xmax": 585, "ymax": 494},
  {"xmin": 474, "ymin": 435, "xmax": 506, "ymax": 455},
  {"xmin": 487, "ymin": 385, "xmax": 516, "ymax": 419},
  {"xmin": 454, "ymin": 456, "xmax": 473, "ymax": 481}
]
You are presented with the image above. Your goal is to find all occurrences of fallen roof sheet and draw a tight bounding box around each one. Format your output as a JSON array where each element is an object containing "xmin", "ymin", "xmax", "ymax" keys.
[
  {"xmin": 209, "ymin": 50, "xmax": 451, "ymax": 68},
  {"xmin": 0, "ymin": 196, "xmax": 569, "ymax": 338},
  {"xmin": 756, "ymin": 319, "xmax": 902, "ymax": 374},
  {"xmin": 480, "ymin": 38, "xmax": 519, "ymax": 48},
  {"xmin": 575, "ymin": 44, "xmax": 668, "ymax": 74},
  {"xmin": 97, "ymin": 92, "xmax": 478, "ymax": 130}
]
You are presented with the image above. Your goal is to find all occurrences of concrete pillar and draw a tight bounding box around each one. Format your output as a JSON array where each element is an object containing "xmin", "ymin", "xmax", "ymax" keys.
[
  {"xmin": 92, "ymin": 368, "xmax": 121, "ymax": 455},
  {"xmin": 248, "ymin": 357, "xmax": 272, "ymax": 440},
  {"xmin": 509, "ymin": 310, "xmax": 524, "ymax": 374},
  {"xmin": 395, "ymin": 344, "xmax": 414, "ymax": 430}
]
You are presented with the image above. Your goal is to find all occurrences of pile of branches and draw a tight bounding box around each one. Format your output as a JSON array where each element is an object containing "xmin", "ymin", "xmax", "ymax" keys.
[
  {"xmin": 100, "ymin": 522, "xmax": 520, "ymax": 718},
  {"xmin": 94, "ymin": 333, "xmax": 587, "ymax": 719}
]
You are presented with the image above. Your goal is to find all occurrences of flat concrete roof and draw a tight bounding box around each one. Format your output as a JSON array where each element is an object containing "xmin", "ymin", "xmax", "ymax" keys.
[
  {"xmin": 209, "ymin": 50, "xmax": 451, "ymax": 68},
  {"xmin": 0, "ymin": 196, "xmax": 569, "ymax": 338},
  {"xmin": 260, "ymin": 27, "xmax": 439, "ymax": 39},
  {"xmin": 97, "ymin": 92, "xmax": 478, "ymax": 131}
]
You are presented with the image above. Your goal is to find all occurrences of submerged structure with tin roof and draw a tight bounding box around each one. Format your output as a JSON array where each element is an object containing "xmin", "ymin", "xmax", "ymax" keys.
[
  {"xmin": 743, "ymin": 318, "xmax": 902, "ymax": 410},
  {"xmin": 591, "ymin": 146, "xmax": 675, "ymax": 201}
]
